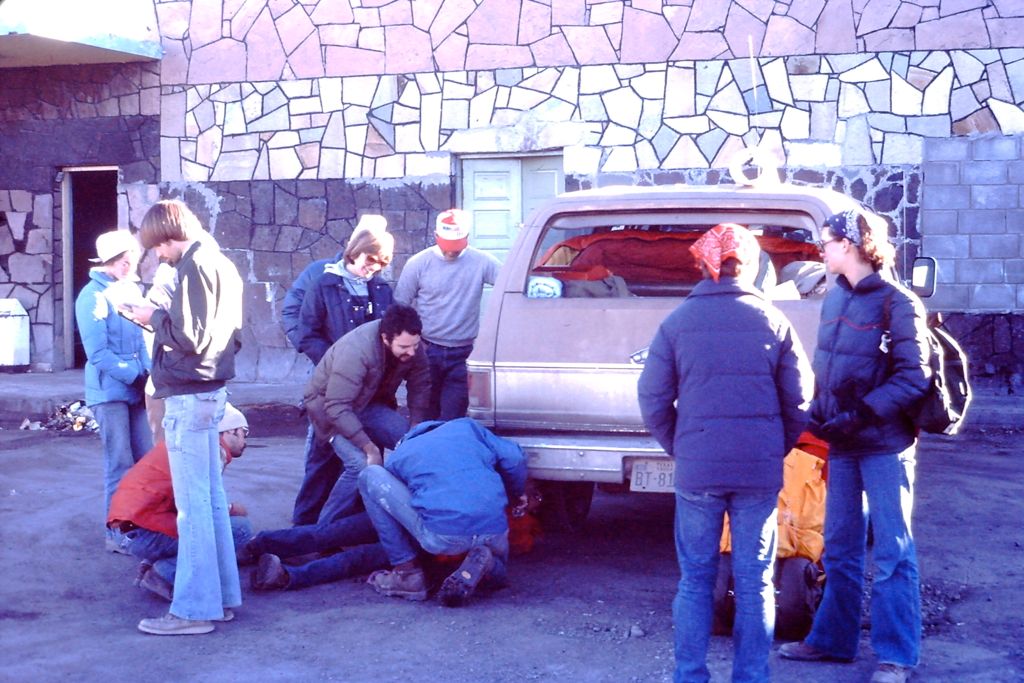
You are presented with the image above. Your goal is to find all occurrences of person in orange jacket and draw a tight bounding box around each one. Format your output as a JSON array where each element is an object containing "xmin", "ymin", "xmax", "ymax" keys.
[{"xmin": 107, "ymin": 403, "xmax": 253, "ymax": 601}]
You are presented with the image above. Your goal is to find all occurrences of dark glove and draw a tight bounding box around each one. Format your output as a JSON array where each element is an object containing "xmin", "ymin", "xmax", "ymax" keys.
[{"xmin": 819, "ymin": 401, "xmax": 875, "ymax": 443}]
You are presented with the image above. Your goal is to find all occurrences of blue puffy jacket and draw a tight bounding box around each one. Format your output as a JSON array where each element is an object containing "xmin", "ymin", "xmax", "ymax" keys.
[
  {"xmin": 810, "ymin": 271, "xmax": 930, "ymax": 457},
  {"xmin": 384, "ymin": 418, "xmax": 528, "ymax": 537},
  {"xmin": 281, "ymin": 254, "xmax": 337, "ymax": 350},
  {"xmin": 638, "ymin": 277, "xmax": 813, "ymax": 493},
  {"xmin": 74, "ymin": 270, "xmax": 149, "ymax": 406}
]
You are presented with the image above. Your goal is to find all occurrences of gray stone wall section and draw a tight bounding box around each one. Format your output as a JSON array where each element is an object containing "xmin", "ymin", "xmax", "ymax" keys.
[{"xmin": 922, "ymin": 135, "xmax": 1024, "ymax": 313}]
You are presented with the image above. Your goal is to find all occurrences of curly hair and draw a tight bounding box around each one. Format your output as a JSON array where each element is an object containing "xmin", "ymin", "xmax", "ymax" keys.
[{"xmin": 855, "ymin": 212, "xmax": 896, "ymax": 270}]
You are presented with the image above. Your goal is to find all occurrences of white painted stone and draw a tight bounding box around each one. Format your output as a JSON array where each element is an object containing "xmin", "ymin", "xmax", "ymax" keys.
[
  {"xmin": 179, "ymin": 139, "xmax": 195, "ymax": 162},
  {"xmin": 533, "ymin": 97, "xmax": 577, "ymax": 122},
  {"xmin": 696, "ymin": 62, "xmax": 723, "ymax": 97},
  {"xmin": 951, "ymin": 50, "xmax": 985, "ymax": 86},
  {"xmin": 395, "ymin": 123, "xmax": 424, "ymax": 152},
  {"xmin": 406, "ymin": 152, "xmax": 451, "ymax": 176},
  {"xmin": 762, "ymin": 58, "xmax": 793, "ymax": 106},
  {"xmin": 950, "ymin": 85, "xmax": 981, "ymax": 121},
  {"xmin": 600, "ymin": 123, "xmax": 638, "ymax": 146},
  {"xmin": 344, "ymin": 76, "xmax": 379, "ymax": 107},
  {"xmin": 785, "ymin": 142, "xmax": 841, "ymax": 168},
  {"xmin": 323, "ymin": 112, "xmax": 346, "ymax": 147},
  {"xmin": 319, "ymin": 77, "xmax": 344, "ymax": 111},
  {"xmin": 441, "ymin": 99, "xmax": 469, "ymax": 129},
  {"xmin": 553, "ymin": 68, "xmax": 580, "ymax": 104},
  {"xmin": 664, "ymin": 116, "xmax": 711, "ymax": 134},
  {"xmin": 290, "ymin": 96, "xmax": 323, "ymax": 115},
  {"xmin": 864, "ymin": 80, "xmax": 891, "ymax": 111},
  {"xmin": 211, "ymin": 150, "xmax": 258, "ymax": 181},
  {"xmin": 537, "ymin": 121, "xmax": 603, "ymax": 149},
  {"xmin": 989, "ymin": 99, "xmax": 1024, "ymax": 134},
  {"xmin": 603, "ymin": 87, "xmax": 643, "ymax": 128},
  {"xmin": 221, "ymin": 134, "xmax": 260, "ymax": 152},
  {"xmin": 923, "ymin": 66, "xmax": 954, "ymax": 115},
  {"xmin": 563, "ymin": 145, "xmax": 602, "ymax": 176},
  {"xmin": 441, "ymin": 127, "xmax": 502, "ymax": 152},
  {"xmin": 359, "ymin": 26, "xmax": 385, "ymax": 51},
  {"xmin": 280, "ymin": 80, "xmax": 312, "ymax": 99},
  {"xmin": 509, "ymin": 86, "xmax": 548, "ymax": 111},
  {"xmin": 757, "ymin": 129, "xmax": 785, "ymax": 164},
  {"xmin": 639, "ymin": 99, "xmax": 664, "ymax": 139},
  {"xmin": 320, "ymin": 148, "xmax": 345, "ymax": 177},
  {"xmin": 708, "ymin": 109, "xmax": 750, "ymax": 135},
  {"xmin": 470, "ymin": 87, "xmax": 497, "ymax": 127},
  {"xmin": 181, "ymin": 158, "xmax": 210, "ymax": 182},
  {"xmin": 346, "ymin": 123, "xmax": 368, "ymax": 154},
  {"xmin": 442, "ymin": 80, "xmax": 475, "ymax": 100},
  {"xmin": 415, "ymin": 73, "xmax": 441, "ymax": 94},
  {"xmin": 842, "ymin": 115, "xmax": 875, "ymax": 164},
  {"xmin": 224, "ymin": 102, "xmax": 246, "ymax": 135},
  {"xmin": 919, "ymin": 52, "xmax": 950, "ymax": 72},
  {"xmin": 881, "ymin": 133, "xmax": 923, "ymax": 164},
  {"xmin": 376, "ymin": 155, "xmax": 405, "ymax": 179},
  {"xmin": 891, "ymin": 73, "xmax": 923, "ymax": 116},
  {"xmin": 248, "ymin": 105, "xmax": 289, "ymax": 132},
  {"xmin": 636, "ymin": 140, "xmax": 660, "ymax": 170},
  {"xmin": 631, "ymin": 71, "xmax": 666, "ymax": 99},
  {"xmin": 393, "ymin": 103, "xmax": 419, "ymax": 124},
  {"xmin": 662, "ymin": 136, "xmax": 709, "ymax": 169},
  {"xmin": 398, "ymin": 83, "xmax": 420, "ymax": 109},
  {"xmin": 838, "ymin": 57, "xmax": 889, "ymax": 83},
  {"xmin": 602, "ymin": 146, "xmax": 638, "ymax": 173},
  {"xmin": 494, "ymin": 86, "xmax": 510, "ymax": 110},
  {"xmin": 5, "ymin": 212, "xmax": 26, "ymax": 240},
  {"xmin": 825, "ymin": 55, "xmax": 874, "ymax": 73},
  {"xmin": 477, "ymin": 72, "xmax": 496, "ymax": 92},
  {"xmin": 254, "ymin": 146, "xmax": 269, "ymax": 180},
  {"xmin": 781, "ymin": 106, "xmax": 811, "ymax": 140},
  {"xmin": 664, "ymin": 66, "xmax": 696, "ymax": 117},
  {"xmin": 242, "ymin": 90, "xmax": 263, "ymax": 122},
  {"xmin": 580, "ymin": 65, "xmax": 621, "ymax": 95},
  {"xmin": 907, "ymin": 116, "xmax": 951, "ymax": 137},
  {"xmin": 749, "ymin": 111, "xmax": 784, "ymax": 127},
  {"xmin": 268, "ymin": 131, "xmax": 301, "ymax": 148},
  {"xmin": 521, "ymin": 68, "xmax": 561, "ymax": 95},
  {"xmin": 837, "ymin": 83, "xmax": 870, "ymax": 118},
  {"xmin": 420, "ymin": 92, "xmax": 442, "ymax": 150},
  {"xmin": 790, "ymin": 75, "xmax": 829, "ymax": 101},
  {"xmin": 344, "ymin": 152, "xmax": 362, "ymax": 177},
  {"xmin": 195, "ymin": 126, "xmax": 223, "ymax": 169},
  {"xmin": 1006, "ymin": 58, "xmax": 1024, "ymax": 104},
  {"xmin": 708, "ymin": 78, "xmax": 747, "ymax": 116},
  {"xmin": 160, "ymin": 137, "xmax": 182, "ymax": 182},
  {"xmin": 32, "ymin": 194, "xmax": 52, "ymax": 230},
  {"xmin": 867, "ymin": 112, "xmax": 906, "ymax": 131}
]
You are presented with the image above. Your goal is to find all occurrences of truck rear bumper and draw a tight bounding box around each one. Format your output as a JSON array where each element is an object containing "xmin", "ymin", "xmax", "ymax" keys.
[{"xmin": 500, "ymin": 432, "xmax": 668, "ymax": 484}]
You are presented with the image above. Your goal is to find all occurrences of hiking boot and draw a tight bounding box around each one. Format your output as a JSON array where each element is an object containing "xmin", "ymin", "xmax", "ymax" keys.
[
  {"xmin": 367, "ymin": 567, "xmax": 428, "ymax": 601},
  {"xmin": 871, "ymin": 663, "xmax": 911, "ymax": 683},
  {"xmin": 438, "ymin": 545, "xmax": 494, "ymax": 608},
  {"xmin": 778, "ymin": 641, "xmax": 854, "ymax": 663},
  {"xmin": 138, "ymin": 566, "xmax": 174, "ymax": 602},
  {"xmin": 235, "ymin": 538, "xmax": 260, "ymax": 566},
  {"xmin": 251, "ymin": 554, "xmax": 290, "ymax": 591},
  {"xmin": 137, "ymin": 613, "xmax": 214, "ymax": 636}
]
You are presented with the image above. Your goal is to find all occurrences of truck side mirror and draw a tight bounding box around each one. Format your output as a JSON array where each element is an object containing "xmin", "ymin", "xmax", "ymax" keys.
[{"xmin": 910, "ymin": 257, "xmax": 937, "ymax": 298}]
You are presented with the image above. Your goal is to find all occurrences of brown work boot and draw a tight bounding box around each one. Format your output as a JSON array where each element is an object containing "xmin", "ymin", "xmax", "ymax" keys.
[
  {"xmin": 138, "ymin": 566, "xmax": 174, "ymax": 602},
  {"xmin": 367, "ymin": 566, "xmax": 428, "ymax": 601},
  {"xmin": 778, "ymin": 641, "xmax": 854, "ymax": 663},
  {"xmin": 251, "ymin": 554, "xmax": 290, "ymax": 591},
  {"xmin": 438, "ymin": 545, "xmax": 494, "ymax": 607},
  {"xmin": 871, "ymin": 663, "xmax": 911, "ymax": 683}
]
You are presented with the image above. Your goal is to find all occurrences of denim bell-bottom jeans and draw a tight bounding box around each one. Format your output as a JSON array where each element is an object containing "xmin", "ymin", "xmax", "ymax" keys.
[
  {"xmin": 805, "ymin": 447, "xmax": 921, "ymax": 667},
  {"xmin": 163, "ymin": 388, "xmax": 241, "ymax": 621},
  {"xmin": 673, "ymin": 489, "xmax": 778, "ymax": 683},
  {"xmin": 314, "ymin": 404, "xmax": 409, "ymax": 525},
  {"xmin": 358, "ymin": 465, "xmax": 509, "ymax": 578},
  {"xmin": 94, "ymin": 400, "xmax": 152, "ymax": 534},
  {"xmin": 127, "ymin": 516, "xmax": 254, "ymax": 584}
]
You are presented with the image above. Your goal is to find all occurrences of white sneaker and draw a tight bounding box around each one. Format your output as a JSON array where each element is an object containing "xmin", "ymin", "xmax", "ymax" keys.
[{"xmin": 138, "ymin": 613, "xmax": 214, "ymax": 636}]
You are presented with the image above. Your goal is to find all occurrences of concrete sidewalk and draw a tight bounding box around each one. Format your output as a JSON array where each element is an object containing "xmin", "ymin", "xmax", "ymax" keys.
[{"xmin": 1, "ymin": 368, "xmax": 1021, "ymax": 431}]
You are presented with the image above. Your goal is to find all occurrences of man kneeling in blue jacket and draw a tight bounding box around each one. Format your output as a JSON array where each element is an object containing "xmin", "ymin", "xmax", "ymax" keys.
[{"xmin": 358, "ymin": 417, "xmax": 528, "ymax": 607}]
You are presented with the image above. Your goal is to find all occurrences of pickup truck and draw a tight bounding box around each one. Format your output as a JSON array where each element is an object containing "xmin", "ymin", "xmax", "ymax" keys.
[{"xmin": 466, "ymin": 181, "xmax": 932, "ymax": 529}]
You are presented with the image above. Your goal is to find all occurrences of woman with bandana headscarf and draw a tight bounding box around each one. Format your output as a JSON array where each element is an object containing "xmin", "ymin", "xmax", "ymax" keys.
[
  {"xmin": 638, "ymin": 223, "xmax": 814, "ymax": 683},
  {"xmin": 779, "ymin": 211, "xmax": 931, "ymax": 683}
]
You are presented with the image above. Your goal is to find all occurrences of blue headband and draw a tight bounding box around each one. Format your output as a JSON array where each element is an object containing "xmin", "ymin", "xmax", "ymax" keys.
[{"xmin": 824, "ymin": 210, "xmax": 863, "ymax": 246}]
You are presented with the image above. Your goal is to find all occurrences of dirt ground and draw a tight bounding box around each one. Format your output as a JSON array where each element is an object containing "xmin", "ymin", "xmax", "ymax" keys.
[{"xmin": 0, "ymin": 422, "xmax": 1022, "ymax": 683}]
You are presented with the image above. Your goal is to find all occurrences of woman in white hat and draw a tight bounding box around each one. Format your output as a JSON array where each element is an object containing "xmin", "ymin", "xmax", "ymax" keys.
[{"xmin": 74, "ymin": 229, "xmax": 154, "ymax": 554}]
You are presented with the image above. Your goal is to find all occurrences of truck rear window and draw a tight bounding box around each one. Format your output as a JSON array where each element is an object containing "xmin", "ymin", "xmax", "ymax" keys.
[{"xmin": 528, "ymin": 221, "xmax": 822, "ymax": 299}]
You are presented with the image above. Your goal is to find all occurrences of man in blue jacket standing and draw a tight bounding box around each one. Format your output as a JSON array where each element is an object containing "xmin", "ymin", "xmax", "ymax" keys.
[
  {"xmin": 638, "ymin": 224, "xmax": 813, "ymax": 683},
  {"xmin": 358, "ymin": 417, "xmax": 528, "ymax": 607}
]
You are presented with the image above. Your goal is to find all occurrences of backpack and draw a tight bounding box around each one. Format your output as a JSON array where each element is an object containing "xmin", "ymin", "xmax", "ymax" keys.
[{"xmin": 883, "ymin": 295, "xmax": 972, "ymax": 436}]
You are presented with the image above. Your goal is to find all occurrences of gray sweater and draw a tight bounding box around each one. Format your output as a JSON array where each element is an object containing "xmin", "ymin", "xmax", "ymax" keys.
[{"xmin": 395, "ymin": 246, "xmax": 500, "ymax": 347}]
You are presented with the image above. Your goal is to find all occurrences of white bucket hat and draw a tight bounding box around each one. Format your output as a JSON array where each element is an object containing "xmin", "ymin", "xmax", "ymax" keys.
[{"xmin": 90, "ymin": 230, "xmax": 140, "ymax": 264}]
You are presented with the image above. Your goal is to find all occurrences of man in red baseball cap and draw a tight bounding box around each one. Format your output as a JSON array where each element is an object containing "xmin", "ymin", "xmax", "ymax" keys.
[{"xmin": 395, "ymin": 209, "xmax": 501, "ymax": 420}]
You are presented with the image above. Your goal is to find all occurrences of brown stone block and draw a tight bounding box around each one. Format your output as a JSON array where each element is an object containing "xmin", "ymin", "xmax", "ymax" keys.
[
  {"xmin": 274, "ymin": 225, "xmax": 307, "ymax": 252},
  {"xmin": 298, "ymin": 197, "xmax": 327, "ymax": 229},
  {"xmin": 253, "ymin": 250, "xmax": 295, "ymax": 284}
]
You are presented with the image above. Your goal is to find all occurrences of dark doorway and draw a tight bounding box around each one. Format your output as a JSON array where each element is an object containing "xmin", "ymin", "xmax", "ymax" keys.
[{"xmin": 69, "ymin": 170, "xmax": 118, "ymax": 368}]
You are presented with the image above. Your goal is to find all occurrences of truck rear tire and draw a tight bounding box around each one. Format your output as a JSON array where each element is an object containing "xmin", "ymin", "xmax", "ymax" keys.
[{"xmin": 538, "ymin": 481, "xmax": 595, "ymax": 533}]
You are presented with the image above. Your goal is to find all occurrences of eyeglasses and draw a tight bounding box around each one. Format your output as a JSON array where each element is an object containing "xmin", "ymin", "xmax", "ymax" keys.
[
  {"xmin": 239, "ymin": 427, "xmax": 249, "ymax": 437},
  {"xmin": 365, "ymin": 254, "xmax": 390, "ymax": 267}
]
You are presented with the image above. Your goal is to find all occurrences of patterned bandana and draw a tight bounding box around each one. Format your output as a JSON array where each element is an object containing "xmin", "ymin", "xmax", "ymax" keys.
[
  {"xmin": 823, "ymin": 210, "xmax": 863, "ymax": 246},
  {"xmin": 689, "ymin": 223, "xmax": 760, "ymax": 282}
]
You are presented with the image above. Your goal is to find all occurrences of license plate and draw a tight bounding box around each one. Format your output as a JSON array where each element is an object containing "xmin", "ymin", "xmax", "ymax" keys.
[{"xmin": 630, "ymin": 458, "xmax": 675, "ymax": 492}]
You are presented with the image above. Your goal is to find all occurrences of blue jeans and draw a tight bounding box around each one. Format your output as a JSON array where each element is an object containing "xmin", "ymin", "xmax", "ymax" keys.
[
  {"xmin": 248, "ymin": 512, "xmax": 387, "ymax": 589},
  {"xmin": 94, "ymin": 400, "xmax": 152, "ymax": 529},
  {"xmin": 315, "ymin": 404, "xmax": 409, "ymax": 525},
  {"xmin": 358, "ymin": 465, "xmax": 509, "ymax": 575},
  {"xmin": 806, "ymin": 448, "xmax": 920, "ymax": 667},
  {"xmin": 291, "ymin": 423, "xmax": 340, "ymax": 525},
  {"xmin": 673, "ymin": 490, "xmax": 778, "ymax": 683},
  {"xmin": 126, "ymin": 516, "xmax": 254, "ymax": 584},
  {"xmin": 424, "ymin": 341, "xmax": 472, "ymax": 421},
  {"xmin": 163, "ymin": 389, "xmax": 241, "ymax": 620}
]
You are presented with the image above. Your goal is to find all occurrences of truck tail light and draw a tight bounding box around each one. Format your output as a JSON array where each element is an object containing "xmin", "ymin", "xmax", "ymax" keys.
[{"xmin": 467, "ymin": 367, "xmax": 492, "ymax": 411}]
